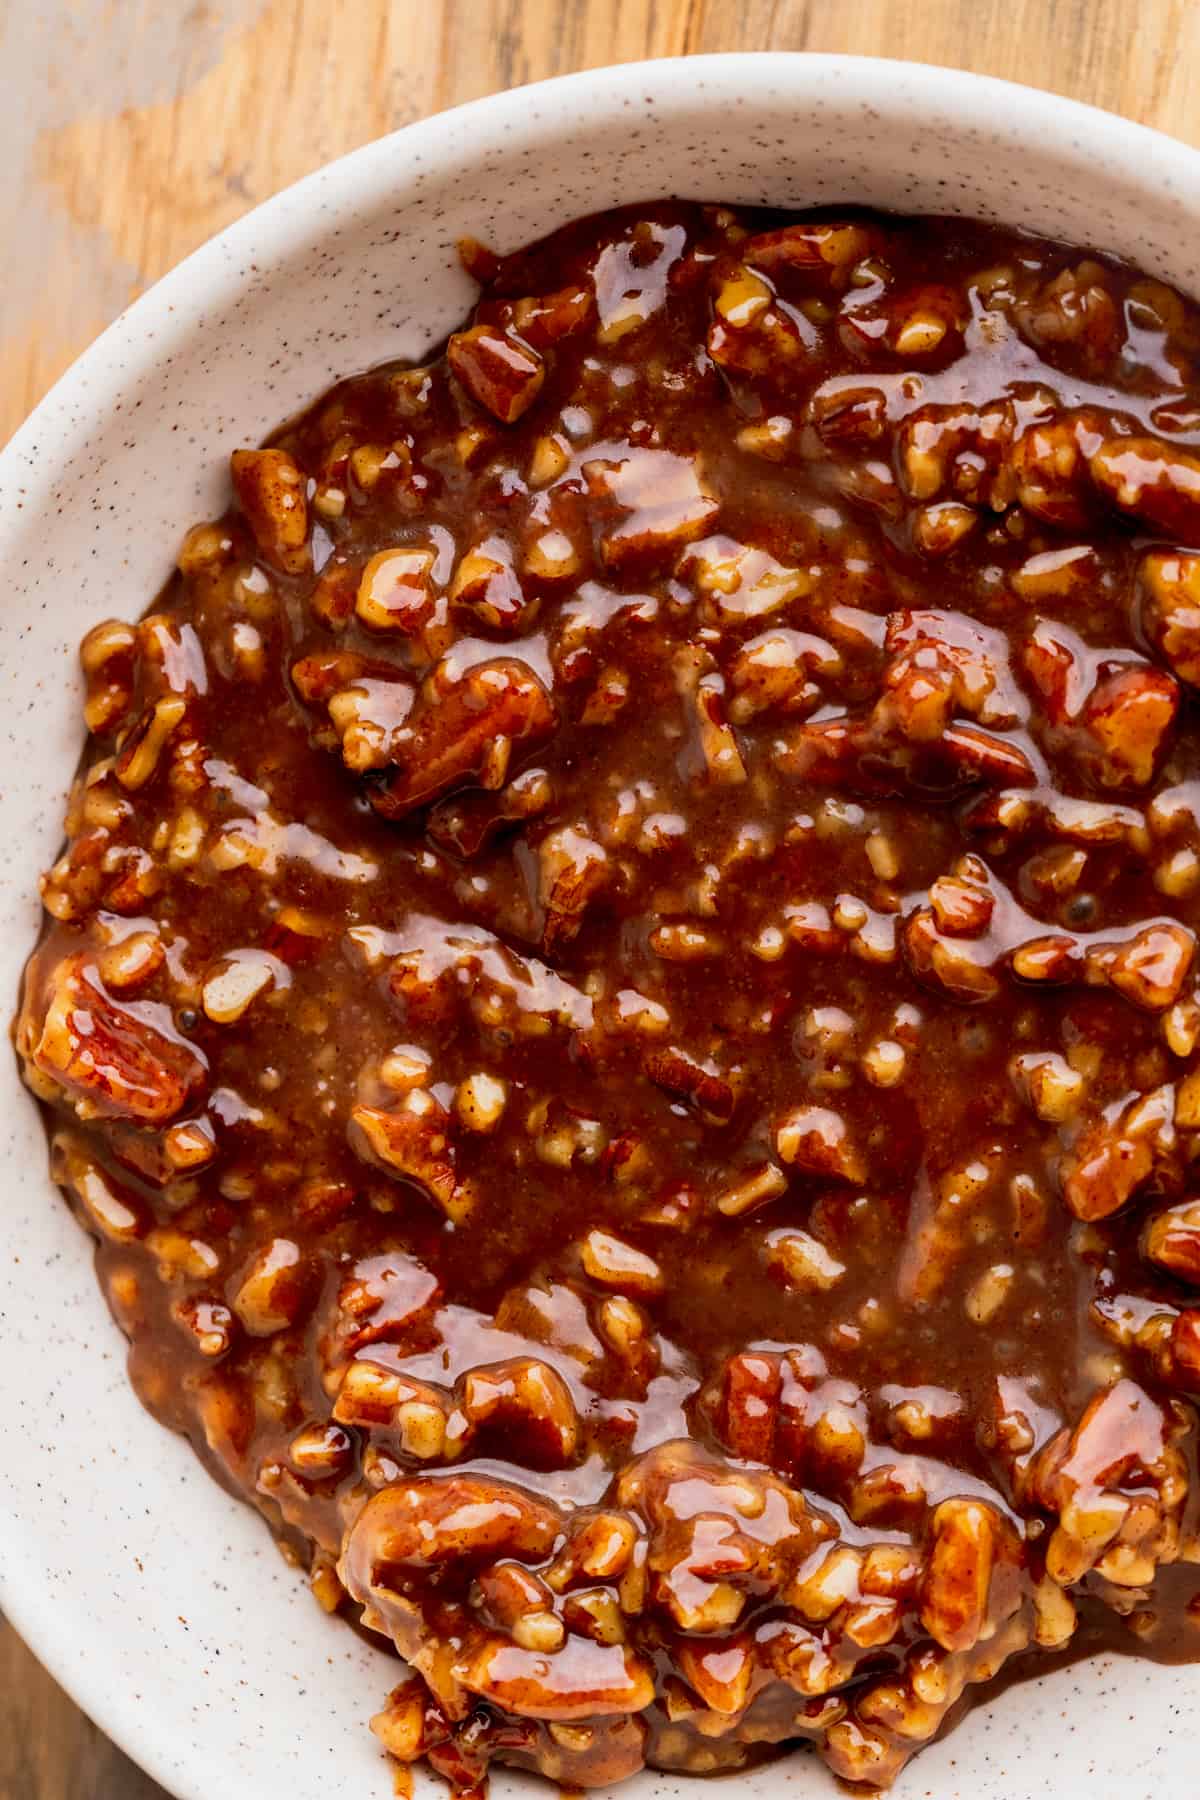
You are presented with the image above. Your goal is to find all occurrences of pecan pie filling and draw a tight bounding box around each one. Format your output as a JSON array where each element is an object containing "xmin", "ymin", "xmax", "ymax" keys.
[{"xmin": 17, "ymin": 204, "xmax": 1200, "ymax": 1792}]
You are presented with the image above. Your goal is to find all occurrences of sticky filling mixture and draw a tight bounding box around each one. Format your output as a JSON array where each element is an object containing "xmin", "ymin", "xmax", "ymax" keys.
[{"xmin": 17, "ymin": 204, "xmax": 1200, "ymax": 1792}]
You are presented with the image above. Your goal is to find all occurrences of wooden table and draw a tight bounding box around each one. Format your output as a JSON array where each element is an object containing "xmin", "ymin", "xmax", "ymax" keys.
[{"xmin": 2, "ymin": 0, "xmax": 1197, "ymax": 1791}]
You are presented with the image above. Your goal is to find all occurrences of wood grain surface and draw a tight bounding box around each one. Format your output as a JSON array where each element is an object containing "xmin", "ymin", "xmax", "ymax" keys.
[{"xmin": 1, "ymin": 0, "xmax": 1197, "ymax": 1794}]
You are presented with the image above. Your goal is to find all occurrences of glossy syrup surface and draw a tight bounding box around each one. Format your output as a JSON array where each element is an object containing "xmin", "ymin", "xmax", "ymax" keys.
[{"xmin": 17, "ymin": 204, "xmax": 1200, "ymax": 1793}]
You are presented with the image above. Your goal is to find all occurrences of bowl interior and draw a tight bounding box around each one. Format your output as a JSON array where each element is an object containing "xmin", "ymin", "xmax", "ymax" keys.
[{"xmin": 1, "ymin": 53, "xmax": 1198, "ymax": 1800}]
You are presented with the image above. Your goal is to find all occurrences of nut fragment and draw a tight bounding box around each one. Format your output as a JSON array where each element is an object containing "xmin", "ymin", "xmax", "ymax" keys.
[
  {"xmin": 351, "ymin": 1091, "xmax": 475, "ymax": 1223},
  {"xmin": 715, "ymin": 1162, "xmax": 788, "ymax": 1217},
  {"xmin": 80, "ymin": 620, "xmax": 138, "ymax": 736},
  {"xmin": 289, "ymin": 1421, "xmax": 353, "ymax": 1478},
  {"xmin": 586, "ymin": 450, "xmax": 720, "ymax": 571},
  {"xmin": 768, "ymin": 1229, "xmax": 847, "ymax": 1292},
  {"xmin": 202, "ymin": 950, "xmax": 278, "ymax": 1024},
  {"xmin": 461, "ymin": 1357, "xmax": 580, "ymax": 1467},
  {"xmin": 1139, "ymin": 548, "xmax": 1200, "ymax": 685},
  {"xmin": 232, "ymin": 1238, "xmax": 308, "ymax": 1336},
  {"xmin": 371, "ymin": 656, "xmax": 555, "ymax": 820},
  {"xmin": 231, "ymin": 448, "xmax": 310, "ymax": 572},
  {"xmin": 115, "ymin": 694, "xmax": 187, "ymax": 790},
  {"xmin": 1060, "ymin": 1086, "xmax": 1172, "ymax": 1221},
  {"xmin": 1012, "ymin": 1050, "xmax": 1085, "ymax": 1122},
  {"xmin": 24, "ymin": 954, "xmax": 205, "ymax": 1125},
  {"xmin": 1091, "ymin": 435, "xmax": 1200, "ymax": 539},
  {"xmin": 1144, "ymin": 1201, "xmax": 1200, "ymax": 1283},
  {"xmin": 450, "ymin": 536, "xmax": 532, "ymax": 633},
  {"xmin": 965, "ymin": 1262, "xmax": 1014, "ymax": 1324},
  {"xmin": 356, "ymin": 547, "xmax": 437, "ymax": 634},
  {"xmin": 454, "ymin": 1072, "xmax": 508, "ymax": 1132},
  {"xmin": 448, "ymin": 323, "xmax": 545, "ymax": 423},
  {"xmin": 920, "ymin": 1499, "xmax": 1000, "ymax": 1653},
  {"xmin": 775, "ymin": 1105, "xmax": 865, "ymax": 1182},
  {"xmin": 538, "ymin": 826, "xmax": 608, "ymax": 951},
  {"xmin": 580, "ymin": 1229, "xmax": 664, "ymax": 1296}
]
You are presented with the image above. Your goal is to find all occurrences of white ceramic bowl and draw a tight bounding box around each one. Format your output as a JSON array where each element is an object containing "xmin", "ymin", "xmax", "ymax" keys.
[{"xmin": 3, "ymin": 52, "xmax": 1199, "ymax": 1800}]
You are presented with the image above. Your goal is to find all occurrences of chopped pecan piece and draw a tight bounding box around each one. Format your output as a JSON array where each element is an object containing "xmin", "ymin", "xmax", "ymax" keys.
[
  {"xmin": 884, "ymin": 610, "xmax": 1019, "ymax": 732},
  {"xmin": 356, "ymin": 546, "xmax": 438, "ymax": 634},
  {"xmin": 1023, "ymin": 622, "xmax": 1179, "ymax": 789},
  {"xmin": 1028, "ymin": 1380, "xmax": 1186, "ymax": 1585},
  {"xmin": 674, "ymin": 645, "xmax": 746, "ymax": 785},
  {"xmin": 708, "ymin": 266, "xmax": 816, "ymax": 379},
  {"xmin": 1096, "ymin": 921, "xmax": 1194, "ymax": 1010},
  {"xmin": 585, "ymin": 450, "xmax": 720, "ymax": 571},
  {"xmin": 23, "ymin": 953, "xmax": 204, "ymax": 1126},
  {"xmin": 327, "ymin": 677, "xmax": 418, "ymax": 773},
  {"xmin": 461, "ymin": 1357, "xmax": 580, "ymax": 1468},
  {"xmin": 460, "ymin": 1636, "xmax": 654, "ymax": 1720},
  {"xmin": 741, "ymin": 219, "xmax": 874, "ymax": 280},
  {"xmin": 679, "ymin": 534, "xmax": 811, "ymax": 627},
  {"xmin": 1091, "ymin": 435, "xmax": 1200, "ymax": 539},
  {"xmin": 369, "ymin": 1678, "xmax": 430, "ymax": 1764},
  {"xmin": 508, "ymin": 282, "xmax": 594, "ymax": 348},
  {"xmin": 450, "ymin": 535, "xmax": 534, "ymax": 633},
  {"xmin": 919, "ymin": 1500, "xmax": 1010, "ymax": 1653},
  {"xmin": 1060, "ymin": 1086, "xmax": 1174, "ymax": 1221},
  {"xmin": 644, "ymin": 1046, "xmax": 738, "ymax": 1124},
  {"xmin": 448, "ymin": 323, "xmax": 545, "ymax": 423},
  {"xmin": 1172, "ymin": 1310, "xmax": 1200, "ymax": 1385},
  {"xmin": 1080, "ymin": 664, "xmax": 1180, "ymax": 789},
  {"xmin": 340, "ymin": 1474, "xmax": 562, "ymax": 1654},
  {"xmin": 230, "ymin": 447, "xmax": 309, "ymax": 573},
  {"xmin": 902, "ymin": 906, "xmax": 1000, "ymax": 1003},
  {"xmin": 80, "ymin": 619, "xmax": 138, "ymax": 737},
  {"xmin": 1011, "ymin": 1051, "xmax": 1085, "ymax": 1123},
  {"xmin": 899, "ymin": 399, "xmax": 1016, "ymax": 509},
  {"xmin": 775, "ymin": 1105, "xmax": 865, "ymax": 1181},
  {"xmin": 350, "ymin": 1090, "xmax": 475, "ymax": 1222},
  {"xmin": 727, "ymin": 628, "xmax": 840, "ymax": 722},
  {"xmin": 1143, "ymin": 1201, "xmax": 1200, "ymax": 1284},
  {"xmin": 1138, "ymin": 548, "xmax": 1200, "ymax": 685},
  {"xmin": 51, "ymin": 1131, "xmax": 147, "ymax": 1241},
  {"xmin": 673, "ymin": 1633, "xmax": 754, "ymax": 1715},
  {"xmin": 537, "ymin": 826, "xmax": 609, "ymax": 952},
  {"xmin": 911, "ymin": 499, "xmax": 978, "ymax": 556},
  {"xmin": 928, "ymin": 873, "xmax": 995, "ymax": 936},
  {"xmin": 115, "ymin": 694, "xmax": 188, "ymax": 791},
  {"xmin": 371, "ymin": 656, "xmax": 556, "ymax": 819},
  {"xmin": 332, "ymin": 1361, "xmax": 448, "ymax": 1457},
  {"xmin": 232, "ymin": 1238, "xmax": 311, "ymax": 1337},
  {"xmin": 1011, "ymin": 409, "xmax": 1106, "ymax": 529},
  {"xmin": 1016, "ymin": 261, "xmax": 1120, "ymax": 367},
  {"xmin": 580, "ymin": 1230, "xmax": 664, "ymax": 1298}
]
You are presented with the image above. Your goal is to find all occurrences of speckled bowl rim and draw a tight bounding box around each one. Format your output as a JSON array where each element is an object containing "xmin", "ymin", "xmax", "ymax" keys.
[{"xmin": 5, "ymin": 51, "xmax": 1200, "ymax": 1800}]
